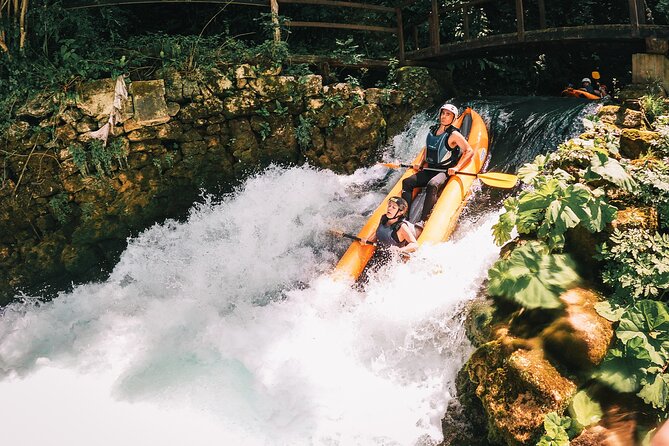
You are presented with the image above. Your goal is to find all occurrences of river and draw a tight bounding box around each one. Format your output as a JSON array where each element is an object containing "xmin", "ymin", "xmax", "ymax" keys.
[{"xmin": 0, "ymin": 96, "xmax": 599, "ymax": 446}]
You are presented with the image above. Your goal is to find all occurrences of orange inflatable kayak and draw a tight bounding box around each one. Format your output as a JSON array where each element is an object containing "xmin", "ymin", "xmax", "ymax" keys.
[
  {"xmin": 561, "ymin": 87, "xmax": 601, "ymax": 100},
  {"xmin": 333, "ymin": 107, "xmax": 490, "ymax": 281}
]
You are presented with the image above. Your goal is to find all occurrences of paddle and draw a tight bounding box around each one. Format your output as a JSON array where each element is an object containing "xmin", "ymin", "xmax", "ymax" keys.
[
  {"xmin": 329, "ymin": 229, "xmax": 377, "ymax": 246},
  {"xmin": 380, "ymin": 163, "xmax": 518, "ymax": 189},
  {"xmin": 591, "ymin": 71, "xmax": 601, "ymax": 80}
]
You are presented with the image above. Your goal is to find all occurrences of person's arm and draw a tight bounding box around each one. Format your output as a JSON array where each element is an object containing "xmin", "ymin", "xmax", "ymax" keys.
[
  {"xmin": 397, "ymin": 223, "xmax": 418, "ymax": 254},
  {"xmin": 413, "ymin": 151, "xmax": 426, "ymax": 170},
  {"xmin": 447, "ymin": 132, "xmax": 474, "ymax": 176},
  {"xmin": 360, "ymin": 230, "xmax": 378, "ymax": 246}
]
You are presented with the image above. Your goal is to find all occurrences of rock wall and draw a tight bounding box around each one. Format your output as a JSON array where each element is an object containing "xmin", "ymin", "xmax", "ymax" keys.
[{"xmin": 0, "ymin": 65, "xmax": 442, "ymax": 304}]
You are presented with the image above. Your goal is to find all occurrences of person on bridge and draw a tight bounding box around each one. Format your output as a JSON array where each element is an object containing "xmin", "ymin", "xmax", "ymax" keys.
[
  {"xmin": 580, "ymin": 77, "xmax": 596, "ymax": 94},
  {"xmin": 360, "ymin": 196, "xmax": 418, "ymax": 256},
  {"xmin": 400, "ymin": 103, "xmax": 474, "ymax": 226}
]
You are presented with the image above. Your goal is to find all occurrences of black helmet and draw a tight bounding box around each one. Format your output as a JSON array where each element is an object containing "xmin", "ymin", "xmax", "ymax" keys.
[{"xmin": 388, "ymin": 196, "xmax": 408, "ymax": 213}]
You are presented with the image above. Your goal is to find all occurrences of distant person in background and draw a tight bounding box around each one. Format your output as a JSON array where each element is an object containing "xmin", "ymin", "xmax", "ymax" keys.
[
  {"xmin": 596, "ymin": 83, "xmax": 609, "ymax": 98},
  {"xmin": 580, "ymin": 77, "xmax": 595, "ymax": 94}
]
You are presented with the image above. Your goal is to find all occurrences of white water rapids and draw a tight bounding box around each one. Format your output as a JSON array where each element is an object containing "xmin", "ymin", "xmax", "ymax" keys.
[{"xmin": 0, "ymin": 110, "xmax": 536, "ymax": 445}]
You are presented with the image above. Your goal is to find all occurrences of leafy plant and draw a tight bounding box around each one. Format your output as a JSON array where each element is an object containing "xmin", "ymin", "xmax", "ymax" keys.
[
  {"xmin": 332, "ymin": 37, "xmax": 363, "ymax": 65},
  {"xmin": 48, "ymin": 193, "xmax": 72, "ymax": 225},
  {"xmin": 597, "ymin": 228, "xmax": 669, "ymax": 303},
  {"xmin": 258, "ymin": 121, "xmax": 272, "ymax": 141},
  {"xmin": 568, "ymin": 390, "xmax": 603, "ymax": 429},
  {"xmin": 595, "ymin": 300, "xmax": 669, "ymax": 411},
  {"xmin": 640, "ymin": 94, "xmax": 669, "ymax": 124},
  {"xmin": 487, "ymin": 241, "xmax": 579, "ymax": 309},
  {"xmin": 69, "ymin": 144, "xmax": 89, "ymax": 176},
  {"xmin": 536, "ymin": 412, "xmax": 579, "ymax": 446},
  {"xmin": 628, "ymin": 159, "xmax": 669, "ymax": 229},
  {"xmin": 296, "ymin": 115, "xmax": 313, "ymax": 150},
  {"xmin": 273, "ymin": 100, "xmax": 289, "ymax": 116},
  {"xmin": 493, "ymin": 177, "xmax": 617, "ymax": 250}
]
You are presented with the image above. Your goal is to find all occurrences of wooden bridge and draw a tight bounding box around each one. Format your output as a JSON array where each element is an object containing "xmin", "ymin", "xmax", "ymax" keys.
[{"xmin": 66, "ymin": 0, "xmax": 669, "ymax": 67}]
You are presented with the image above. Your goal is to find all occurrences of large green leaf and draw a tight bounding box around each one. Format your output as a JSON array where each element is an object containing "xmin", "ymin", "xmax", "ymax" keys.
[
  {"xmin": 568, "ymin": 390, "xmax": 603, "ymax": 428},
  {"xmin": 617, "ymin": 300, "xmax": 669, "ymax": 365},
  {"xmin": 638, "ymin": 373, "xmax": 669, "ymax": 410},
  {"xmin": 596, "ymin": 355, "xmax": 644, "ymax": 393},
  {"xmin": 588, "ymin": 152, "xmax": 638, "ymax": 193},
  {"xmin": 487, "ymin": 241, "xmax": 577, "ymax": 309}
]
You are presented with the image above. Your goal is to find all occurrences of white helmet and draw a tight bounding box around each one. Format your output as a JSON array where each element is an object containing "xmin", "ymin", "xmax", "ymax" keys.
[
  {"xmin": 582, "ymin": 77, "xmax": 591, "ymax": 83},
  {"xmin": 439, "ymin": 103, "xmax": 459, "ymax": 117}
]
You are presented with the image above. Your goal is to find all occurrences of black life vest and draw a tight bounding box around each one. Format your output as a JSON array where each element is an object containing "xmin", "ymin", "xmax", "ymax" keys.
[
  {"xmin": 376, "ymin": 216, "xmax": 413, "ymax": 247},
  {"xmin": 425, "ymin": 124, "xmax": 461, "ymax": 169}
]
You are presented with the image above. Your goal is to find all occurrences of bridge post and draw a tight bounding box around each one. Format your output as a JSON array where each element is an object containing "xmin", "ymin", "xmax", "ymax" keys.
[
  {"xmin": 430, "ymin": 0, "xmax": 440, "ymax": 53},
  {"xmin": 537, "ymin": 0, "xmax": 546, "ymax": 29},
  {"xmin": 515, "ymin": 0, "xmax": 525, "ymax": 41},
  {"xmin": 463, "ymin": 4, "xmax": 470, "ymax": 41},
  {"xmin": 628, "ymin": 0, "xmax": 640, "ymax": 36},
  {"xmin": 270, "ymin": 0, "xmax": 280, "ymax": 42},
  {"xmin": 396, "ymin": 8, "xmax": 405, "ymax": 64}
]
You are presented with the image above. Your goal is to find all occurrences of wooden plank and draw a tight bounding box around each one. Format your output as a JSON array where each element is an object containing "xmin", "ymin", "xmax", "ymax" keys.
[
  {"xmin": 288, "ymin": 54, "xmax": 391, "ymax": 68},
  {"xmin": 396, "ymin": 8, "xmax": 405, "ymax": 63},
  {"xmin": 515, "ymin": 0, "xmax": 524, "ymax": 41},
  {"xmin": 538, "ymin": 0, "xmax": 546, "ymax": 29},
  {"xmin": 278, "ymin": 0, "xmax": 394, "ymax": 13},
  {"xmin": 431, "ymin": 0, "xmax": 440, "ymax": 49},
  {"xmin": 628, "ymin": 0, "xmax": 640, "ymax": 36},
  {"xmin": 286, "ymin": 21, "xmax": 397, "ymax": 33},
  {"xmin": 66, "ymin": 0, "xmax": 269, "ymax": 8},
  {"xmin": 405, "ymin": 24, "xmax": 669, "ymax": 61},
  {"xmin": 463, "ymin": 4, "xmax": 469, "ymax": 40},
  {"xmin": 270, "ymin": 0, "xmax": 280, "ymax": 42}
]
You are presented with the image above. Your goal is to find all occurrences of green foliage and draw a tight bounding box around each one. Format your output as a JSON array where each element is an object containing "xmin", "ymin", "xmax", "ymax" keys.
[
  {"xmin": 90, "ymin": 138, "xmax": 127, "ymax": 177},
  {"xmin": 595, "ymin": 300, "xmax": 669, "ymax": 411},
  {"xmin": 273, "ymin": 100, "xmax": 289, "ymax": 116},
  {"xmin": 296, "ymin": 115, "xmax": 313, "ymax": 150},
  {"xmin": 323, "ymin": 94, "xmax": 345, "ymax": 108},
  {"xmin": 536, "ymin": 412, "xmax": 579, "ymax": 446},
  {"xmin": 627, "ymin": 159, "xmax": 669, "ymax": 229},
  {"xmin": 80, "ymin": 202, "xmax": 95, "ymax": 222},
  {"xmin": 585, "ymin": 152, "xmax": 638, "ymax": 193},
  {"xmin": 640, "ymin": 95, "xmax": 669, "ymax": 124},
  {"xmin": 597, "ymin": 228, "xmax": 669, "ymax": 304},
  {"xmin": 332, "ymin": 37, "xmax": 363, "ymax": 65},
  {"xmin": 258, "ymin": 121, "xmax": 272, "ymax": 141},
  {"xmin": 487, "ymin": 241, "xmax": 579, "ymax": 309},
  {"xmin": 568, "ymin": 390, "xmax": 603, "ymax": 429},
  {"xmin": 493, "ymin": 175, "xmax": 617, "ymax": 250},
  {"xmin": 256, "ymin": 107, "xmax": 271, "ymax": 118},
  {"xmin": 69, "ymin": 144, "xmax": 89, "ymax": 176},
  {"xmin": 48, "ymin": 193, "xmax": 72, "ymax": 225}
]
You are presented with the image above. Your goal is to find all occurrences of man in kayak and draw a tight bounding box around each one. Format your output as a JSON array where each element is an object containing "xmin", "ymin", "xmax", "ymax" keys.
[
  {"xmin": 580, "ymin": 77, "xmax": 595, "ymax": 94},
  {"xmin": 361, "ymin": 196, "xmax": 418, "ymax": 255},
  {"xmin": 400, "ymin": 103, "xmax": 474, "ymax": 226}
]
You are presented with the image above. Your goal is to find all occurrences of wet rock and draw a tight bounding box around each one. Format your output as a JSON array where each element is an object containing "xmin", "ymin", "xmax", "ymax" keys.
[
  {"xmin": 464, "ymin": 340, "xmax": 577, "ymax": 446},
  {"xmin": 129, "ymin": 80, "xmax": 171, "ymax": 127},
  {"xmin": 299, "ymin": 74, "xmax": 322, "ymax": 97},
  {"xmin": 599, "ymin": 105, "xmax": 647, "ymax": 130},
  {"xmin": 541, "ymin": 288, "xmax": 614, "ymax": 370},
  {"xmin": 619, "ymin": 128, "xmax": 660, "ymax": 158},
  {"xmin": 611, "ymin": 206, "xmax": 658, "ymax": 232},
  {"xmin": 76, "ymin": 78, "xmax": 116, "ymax": 119}
]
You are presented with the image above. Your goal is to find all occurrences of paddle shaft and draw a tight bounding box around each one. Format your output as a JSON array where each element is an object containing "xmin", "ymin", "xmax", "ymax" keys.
[
  {"xmin": 393, "ymin": 163, "xmax": 478, "ymax": 176},
  {"xmin": 333, "ymin": 231, "xmax": 376, "ymax": 246}
]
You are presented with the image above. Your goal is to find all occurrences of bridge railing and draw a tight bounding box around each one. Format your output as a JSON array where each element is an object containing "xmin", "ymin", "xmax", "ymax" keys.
[{"xmin": 400, "ymin": 0, "xmax": 653, "ymax": 59}]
